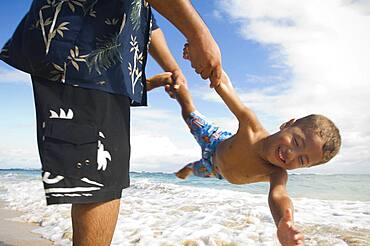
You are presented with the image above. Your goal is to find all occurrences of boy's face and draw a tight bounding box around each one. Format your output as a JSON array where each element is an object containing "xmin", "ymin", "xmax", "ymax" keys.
[{"xmin": 265, "ymin": 119, "xmax": 325, "ymax": 170}]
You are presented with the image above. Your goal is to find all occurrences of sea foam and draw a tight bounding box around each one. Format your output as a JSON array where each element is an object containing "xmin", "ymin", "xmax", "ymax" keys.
[{"xmin": 1, "ymin": 172, "xmax": 370, "ymax": 245}]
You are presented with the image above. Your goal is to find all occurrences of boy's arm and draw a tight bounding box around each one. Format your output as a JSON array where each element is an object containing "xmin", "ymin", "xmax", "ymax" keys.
[
  {"xmin": 181, "ymin": 44, "xmax": 259, "ymax": 129},
  {"xmin": 215, "ymin": 71, "xmax": 260, "ymax": 130},
  {"xmin": 269, "ymin": 169, "xmax": 305, "ymax": 246},
  {"xmin": 149, "ymin": 28, "xmax": 186, "ymax": 90}
]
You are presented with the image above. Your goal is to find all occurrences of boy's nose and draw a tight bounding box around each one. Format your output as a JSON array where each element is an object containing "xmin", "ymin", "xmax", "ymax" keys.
[
  {"xmin": 286, "ymin": 148, "xmax": 296, "ymax": 162},
  {"xmin": 286, "ymin": 146, "xmax": 303, "ymax": 162}
]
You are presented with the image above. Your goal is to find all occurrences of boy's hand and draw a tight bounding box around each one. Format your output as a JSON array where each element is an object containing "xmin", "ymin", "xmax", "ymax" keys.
[
  {"xmin": 146, "ymin": 72, "xmax": 173, "ymax": 91},
  {"xmin": 277, "ymin": 209, "xmax": 304, "ymax": 246}
]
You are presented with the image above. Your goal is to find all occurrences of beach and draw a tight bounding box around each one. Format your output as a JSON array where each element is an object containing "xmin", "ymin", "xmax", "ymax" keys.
[
  {"xmin": 0, "ymin": 170, "xmax": 370, "ymax": 245},
  {"xmin": 0, "ymin": 200, "xmax": 53, "ymax": 246}
]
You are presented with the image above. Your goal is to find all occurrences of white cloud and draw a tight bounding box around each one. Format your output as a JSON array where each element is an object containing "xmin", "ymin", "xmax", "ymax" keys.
[
  {"xmin": 130, "ymin": 134, "xmax": 199, "ymax": 173},
  {"xmin": 131, "ymin": 107, "xmax": 191, "ymax": 138},
  {"xmin": 191, "ymin": 85, "xmax": 223, "ymax": 103},
  {"xmin": 130, "ymin": 107, "xmax": 201, "ymax": 172},
  {"xmin": 214, "ymin": 0, "xmax": 370, "ymax": 173},
  {"xmin": 0, "ymin": 67, "xmax": 30, "ymax": 84},
  {"xmin": 244, "ymin": 74, "xmax": 286, "ymax": 85},
  {"xmin": 212, "ymin": 9, "xmax": 223, "ymax": 20}
]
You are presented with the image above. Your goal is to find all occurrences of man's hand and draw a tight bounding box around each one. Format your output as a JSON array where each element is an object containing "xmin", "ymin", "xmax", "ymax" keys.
[
  {"xmin": 186, "ymin": 37, "xmax": 222, "ymax": 88},
  {"xmin": 171, "ymin": 69, "xmax": 187, "ymax": 91},
  {"xmin": 148, "ymin": 0, "xmax": 222, "ymax": 88},
  {"xmin": 164, "ymin": 69, "xmax": 188, "ymax": 98},
  {"xmin": 183, "ymin": 42, "xmax": 222, "ymax": 88},
  {"xmin": 146, "ymin": 71, "xmax": 186, "ymax": 99},
  {"xmin": 277, "ymin": 209, "xmax": 304, "ymax": 246}
]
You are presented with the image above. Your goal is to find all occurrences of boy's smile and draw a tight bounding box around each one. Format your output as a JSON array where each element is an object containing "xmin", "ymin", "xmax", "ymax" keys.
[
  {"xmin": 262, "ymin": 120, "xmax": 326, "ymax": 170},
  {"xmin": 277, "ymin": 146, "xmax": 286, "ymax": 163}
]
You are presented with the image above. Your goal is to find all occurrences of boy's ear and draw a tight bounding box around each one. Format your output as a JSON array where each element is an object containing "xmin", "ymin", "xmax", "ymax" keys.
[{"xmin": 280, "ymin": 119, "xmax": 296, "ymax": 130}]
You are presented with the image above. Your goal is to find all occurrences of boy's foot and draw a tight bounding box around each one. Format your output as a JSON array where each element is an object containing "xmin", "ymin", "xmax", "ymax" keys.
[
  {"xmin": 175, "ymin": 166, "xmax": 193, "ymax": 179},
  {"xmin": 146, "ymin": 72, "xmax": 174, "ymax": 91}
]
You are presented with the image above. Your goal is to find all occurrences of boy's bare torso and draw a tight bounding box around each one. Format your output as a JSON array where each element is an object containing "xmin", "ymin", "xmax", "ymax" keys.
[
  {"xmin": 147, "ymin": 71, "xmax": 308, "ymax": 245},
  {"xmin": 213, "ymin": 123, "xmax": 278, "ymax": 184}
]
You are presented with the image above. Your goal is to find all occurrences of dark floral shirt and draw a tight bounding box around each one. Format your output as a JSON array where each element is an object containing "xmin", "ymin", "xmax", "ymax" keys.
[{"xmin": 0, "ymin": 0, "xmax": 158, "ymax": 106}]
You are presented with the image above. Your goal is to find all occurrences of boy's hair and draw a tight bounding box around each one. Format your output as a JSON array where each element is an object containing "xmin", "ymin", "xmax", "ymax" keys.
[{"xmin": 293, "ymin": 114, "xmax": 341, "ymax": 166}]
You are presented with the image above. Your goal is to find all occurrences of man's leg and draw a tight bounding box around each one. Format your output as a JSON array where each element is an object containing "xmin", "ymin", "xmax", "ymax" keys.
[
  {"xmin": 31, "ymin": 76, "xmax": 131, "ymax": 245},
  {"xmin": 72, "ymin": 199, "xmax": 120, "ymax": 246}
]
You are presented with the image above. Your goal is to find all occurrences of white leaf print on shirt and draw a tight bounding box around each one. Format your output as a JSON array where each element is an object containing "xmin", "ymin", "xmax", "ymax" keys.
[{"xmin": 128, "ymin": 35, "xmax": 143, "ymax": 94}]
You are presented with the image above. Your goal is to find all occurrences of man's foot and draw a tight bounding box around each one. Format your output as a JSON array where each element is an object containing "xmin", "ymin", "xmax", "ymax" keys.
[
  {"xmin": 146, "ymin": 72, "xmax": 173, "ymax": 91},
  {"xmin": 175, "ymin": 166, "xmax": 192, "ymax": 179}
]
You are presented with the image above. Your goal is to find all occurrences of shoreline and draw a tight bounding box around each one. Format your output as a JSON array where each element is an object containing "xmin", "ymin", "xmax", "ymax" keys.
[{"xmin": 0, "ymin": 199, "xmax": 54, "ymax": 246}]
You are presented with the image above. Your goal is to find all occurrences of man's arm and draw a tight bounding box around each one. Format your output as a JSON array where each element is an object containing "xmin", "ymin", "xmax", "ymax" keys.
[
  {"xmin": 269, "ymin": 169, "xmax": 304, "ymax": 246},
  {"xmin": 147, "ymin": 0, "xmax": 222, "ymax": 87},
  {"xmin": 149, "ymin": 28, "xmax": 180, "ymax": 73}
]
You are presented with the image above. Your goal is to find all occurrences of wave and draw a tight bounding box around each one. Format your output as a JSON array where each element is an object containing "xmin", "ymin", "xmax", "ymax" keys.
[{"xmin": 1, "ymin": 174, "xmax": 370, "ymax": 245}]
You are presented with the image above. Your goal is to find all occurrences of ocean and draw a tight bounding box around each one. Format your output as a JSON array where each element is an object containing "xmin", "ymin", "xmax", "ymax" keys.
[{"xmin": 0, "ymin": 169, "xmax": 369, "ymax": 246}]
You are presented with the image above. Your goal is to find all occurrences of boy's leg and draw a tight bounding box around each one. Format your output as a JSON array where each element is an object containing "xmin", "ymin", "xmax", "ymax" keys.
[
  {"xmin": 176, "ymin": 160, "xmax": 215, "ymax": 179},
  {"xmin": 72, "ymin": 199, "xmax": 120, "ymax": 246},
  {"xmin": 175, "ymin": 165, "xmax": 193, "ymax": 179},
  {"xmin": 146, "ymin": 72, "xmax": 173, "ymax": 91},
  {"xmin": 171, "ymin": 84, "xmax": 196, "ymax": 121}
]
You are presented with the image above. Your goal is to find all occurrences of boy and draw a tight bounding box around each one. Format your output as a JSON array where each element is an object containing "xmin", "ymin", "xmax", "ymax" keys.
[{"xmin": 146, "ymin": 63, "xmax": 341, "ymax": 246}]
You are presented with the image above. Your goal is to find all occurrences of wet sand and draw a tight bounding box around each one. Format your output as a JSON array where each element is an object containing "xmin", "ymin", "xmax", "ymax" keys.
[{"xmin": 0, "ymin": 200, "xmax": 54, "ymax": 246}]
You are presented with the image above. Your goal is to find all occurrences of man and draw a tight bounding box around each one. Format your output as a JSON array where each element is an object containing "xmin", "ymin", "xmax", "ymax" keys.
[{"xmin": 0, "ymin": 0, "xmax": 222, "ymax": 245}]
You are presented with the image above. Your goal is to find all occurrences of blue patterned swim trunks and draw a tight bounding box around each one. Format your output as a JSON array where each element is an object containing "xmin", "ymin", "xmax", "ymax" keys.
[{"xmin": 185, "ymin": 111, "xmax": 233, "ymax": 179}]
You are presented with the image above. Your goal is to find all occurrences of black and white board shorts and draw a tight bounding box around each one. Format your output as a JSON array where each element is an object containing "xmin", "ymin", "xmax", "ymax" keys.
[{"xmin": 31, "ymin": 76, "xmax": 131, "ymax": 205}]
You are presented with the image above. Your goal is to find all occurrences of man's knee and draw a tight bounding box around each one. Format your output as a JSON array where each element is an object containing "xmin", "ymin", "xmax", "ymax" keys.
[
  {"xmin": 72, "ymin": 199, "xmax": 120, "ymax": 225},
  {"xmin": 72, "ymin": 199, "xmax": 121, "ymax": 246}
]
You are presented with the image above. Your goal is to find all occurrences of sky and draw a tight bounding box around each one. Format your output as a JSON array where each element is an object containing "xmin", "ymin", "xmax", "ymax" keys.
[{"xmin": 0, "ymin": 0, "xmax": 369, "ymax": 174}]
